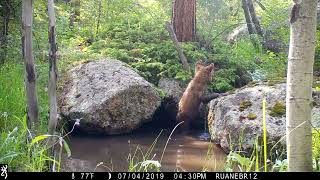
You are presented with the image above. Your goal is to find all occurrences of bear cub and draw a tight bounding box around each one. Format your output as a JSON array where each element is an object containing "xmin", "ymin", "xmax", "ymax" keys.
[{"xmin": 176, "ymin": 62, "xmax": 215, "ymax": 134}]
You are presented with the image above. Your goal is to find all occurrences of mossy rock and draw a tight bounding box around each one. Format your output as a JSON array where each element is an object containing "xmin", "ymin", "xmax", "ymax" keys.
[
  {"xmin": 270, "ymin": 101, "xmax": 286, "ymax": 117},
  {"xmin": 239, "ymin": 100, "xmax": 252, "ymax": 111},
  {"xmin": 267, "ymin": 78, "xmax": 286, "ymax": 86},
  {"xmin": 247, "ymin": 81, "xmax": 259, "ymax": 87},
  {"xmin": 153, "ymin": 86, "xmax": 167, "ymax": 98},
  {"xmin": 247, "ymin": 113, "xmax": 257, "ymax": 120}
]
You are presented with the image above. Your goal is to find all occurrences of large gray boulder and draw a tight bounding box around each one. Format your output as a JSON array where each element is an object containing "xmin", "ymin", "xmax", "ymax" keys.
[
  {"xmin": 158, "ymin": 78, "xmax": 184, "ymax": 102},
  {"xmin": 226, "ymin": 24, "xmax": 248, "ymax": 44},
  {"xmin": 208, "ymin": 83, "xmax": 320, "ymax": 154},
  {"xmin": 59, "ymin": 59, "xmax": 161, "ymax": 135}
]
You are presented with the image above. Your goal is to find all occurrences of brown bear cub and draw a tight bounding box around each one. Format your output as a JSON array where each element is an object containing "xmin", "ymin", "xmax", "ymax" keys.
[{"xmin": 176, "ymin": 62, "xmax": 215, "ymax": 134}]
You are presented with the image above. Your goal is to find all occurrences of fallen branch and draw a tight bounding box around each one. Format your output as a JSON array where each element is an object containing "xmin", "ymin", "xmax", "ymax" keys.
[{"xmin": 165, "ymin": 21, "xmax": 191, "ymax": 72}]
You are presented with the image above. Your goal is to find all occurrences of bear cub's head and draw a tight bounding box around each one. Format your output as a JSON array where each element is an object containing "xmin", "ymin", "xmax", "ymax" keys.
[{"xmin": 195, "ymin": 62, "xmax": 215, "ymax": 83}]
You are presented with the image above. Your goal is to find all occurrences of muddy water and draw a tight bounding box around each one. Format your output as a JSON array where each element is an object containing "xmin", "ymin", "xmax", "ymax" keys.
[{"xmin": 62, "ymin": 129, "xmax": 226, "ymax": 172}]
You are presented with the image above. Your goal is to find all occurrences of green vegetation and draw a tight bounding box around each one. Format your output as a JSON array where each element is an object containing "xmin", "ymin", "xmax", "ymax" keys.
[
  {"xmin": 0, "ymin": 63, "xmax": 50, "ymax": 171},
  {"xmin": 313, "ymin": 130, "xmax": 320, "ymax": 171},
  {"xmin": 0, "ymin": 0, "xmax": 320, "ymax": 172}
]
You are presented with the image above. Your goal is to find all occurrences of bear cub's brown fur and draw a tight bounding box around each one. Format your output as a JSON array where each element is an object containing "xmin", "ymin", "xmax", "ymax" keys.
[{"xmin": 176, "ymin": 62, "xmax": 215, "ymax": 133}]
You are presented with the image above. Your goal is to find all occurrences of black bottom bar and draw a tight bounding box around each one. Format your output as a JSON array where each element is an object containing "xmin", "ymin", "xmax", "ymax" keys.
[{"xmin": 4, "ymin": 172, "xmax": 320, "ymax": 180}]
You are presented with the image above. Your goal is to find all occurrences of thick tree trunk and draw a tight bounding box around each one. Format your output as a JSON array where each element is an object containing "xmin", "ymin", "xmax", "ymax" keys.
[
  {"xmin": 47, "ymin": 0, "xmax": 58, "ymax": 136},
  {"xmin": 241, "ymin": 0, "xmax": 255, "ymax": 35},
  {"xmin": 172, "ymin": 0, "xmax": 196, "ymax": 42},
  {"xmin": 165, "ymin": 22, "xmax": 190, "ymax": 72},
  {"xmin": 286, "ymin": 0, "xmax": 317, "ymax": 172},
  {"xmin": 246, "ymin": 0, "xmax": 264, "ymax": 37},
  {"xmin": 22, "ymin": 0, "xmax": 40, "ymax": 131}
]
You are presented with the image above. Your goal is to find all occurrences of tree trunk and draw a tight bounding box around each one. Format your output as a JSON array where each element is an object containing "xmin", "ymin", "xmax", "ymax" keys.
[
  {"xmin": 70, "ymin": 0, "xmax": 80, "ymax": 27},
  {"xmin": 165, "ymin": 22, "xmax": 191, "ymax": 72},
  {"xmin": 95, "ymin": 0, "xmax": 102, "ymax": 38},
  {"xmin": 241, "ymin": 0, "xmax": 255, "ymax": 35},
  {"xmin": 22, "ymin": 0, "xmax": 40, "ymax": 131},
  {"xmin": 317, "ymin": 1, "xmax": 320, "ymax": 25},
  {"xmin": 47, "ymin": 0, "xmax": 58, "ymax": 136},
  {"xmin": 172, "ymin": 0, "xmax": 196, "ymax": 42},
  {"xmin": 47, "ymin": 0, "xmax": 59, "ymax": 171},
  {"xmin": 286, "ymin": 0, "xmax": 317, "ymax": 172},
  {"xmin": 246, "ymin": 0, "xmax": 264, "ymax": 37}
]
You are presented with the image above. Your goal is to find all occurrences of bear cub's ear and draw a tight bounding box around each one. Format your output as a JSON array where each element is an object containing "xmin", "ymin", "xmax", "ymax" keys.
[
  {"xmin": 206, "ymin": 63, "xmax": 215, "ymax": 73},
  {"xmin": 195, "ymin": 62, "xmax": 204, "ymax": 73}
]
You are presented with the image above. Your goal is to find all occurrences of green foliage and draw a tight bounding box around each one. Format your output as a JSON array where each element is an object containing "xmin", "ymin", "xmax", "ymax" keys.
[
  {"xmin": 0, "ymin": 62, "xmax": 51, "ymax": 171},
  {"xmin": 207, "ymin": 38, "xmax": 259, "ymax": 92},
  {"xmin": 313, "ymin": 130, "xmax": 320, "ymax": 171},
  {"xmin": 258, "ymin": 0, "xmax": 291, "ymax": 45},
  {"xmin": 0, "ymin": 127, "xmax": 22, "ymax": 169},
  {"xmin": 2, "ymin": 0, "xmax": 320, "ymax": 172},
  {"xmin": 271, "ymin": 159, "xmax": 288, "ymax": 172},
  {"xmin": 256, "ymin": 51, "xmax": 287, "ymax": 81},
  {"xmin": 314, "ymin": 29, "xmax": 320, "ymax": 74},
  {"xmin": 210, "ymin": 69, "xmax": 237, "ymax": 92},
  {"xmin": 0, "ymin": 115, "xmax": 51, "ymax": 172},
  {"xmin": 225, "ymin": 151, "xmax": 254, "ymax": 172},
  {"xmin": 131, "ymin": 60, "xmax": 165, "ymax": 84},
  {"xmin": 53, "ymin": 0, "xmax": 265, "ymax": 92},
  {"xmin": 0, "ymin": 64, "xmax": 25, "ymax": 126}
]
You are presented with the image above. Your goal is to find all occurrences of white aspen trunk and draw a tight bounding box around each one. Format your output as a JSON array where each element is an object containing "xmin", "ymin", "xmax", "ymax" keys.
[
  {"xmin": 286, "ymin": 0, "xmax": 317, "ymax": 172},
  {"xmin": 22, "ymin": 0, "xmax": 39, "ymax": 131},
  {"xmin": 47, "ymin": 0, "xmax": 58, "ymax": 136}
]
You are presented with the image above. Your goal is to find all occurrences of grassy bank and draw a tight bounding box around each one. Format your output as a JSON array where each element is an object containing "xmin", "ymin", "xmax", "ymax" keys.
[{"xmin": 0, "ymin": 63, "xmax": 51, "ymax": 171}]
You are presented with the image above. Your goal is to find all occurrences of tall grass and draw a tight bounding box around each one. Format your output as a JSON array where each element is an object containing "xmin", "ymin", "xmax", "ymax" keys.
[
  {"xmin": 127, "ymin": 130, "xmax": 163, "ymax": 172},
  {"xmin": 224, "ymin": 98, "xmax": 274, "ymax": 172},
  {"xmin": 0, "ymin": 63, "xmax": 29, "ymax": 170},
  {"xmin": 0, "ymin": 63, "xmax": 55, "ymax": 171},
  {"xmin": 0, "ymin": 63, "xmax": 25, "ymax": 128},
  {"xmin": 262, "ymin": 98, "xmax": 267, "ymax": 172}
]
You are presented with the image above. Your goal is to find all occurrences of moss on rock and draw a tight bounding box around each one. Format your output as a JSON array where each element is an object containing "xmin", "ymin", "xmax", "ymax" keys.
[
  {"xmin": 247, "ymin": 113, "xmax": 257, "ymax": 120},
  {"xmin": 270, "ymin": 101, "xmax": 286, "ymax": 117},
  {"xmin": 239, "ymin": 100, "xmax": 252, "ymax": 111}
]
